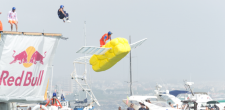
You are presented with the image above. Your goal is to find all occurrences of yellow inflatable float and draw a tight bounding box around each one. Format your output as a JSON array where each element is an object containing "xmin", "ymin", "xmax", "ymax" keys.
[{"xmin": 90, "ymin": 38, "xmax": 131, "ymax": 72}]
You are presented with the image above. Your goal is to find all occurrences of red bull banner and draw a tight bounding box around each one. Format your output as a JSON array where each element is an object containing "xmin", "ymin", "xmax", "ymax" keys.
[{"xmin": 0, "ymin": 34, "xmax": 59, "ymax": 102}]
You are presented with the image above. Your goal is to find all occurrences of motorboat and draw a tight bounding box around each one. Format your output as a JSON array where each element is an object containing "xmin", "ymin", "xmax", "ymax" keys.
[
  {"xmin": 154, "ymin": 81, "xmax": 214, "ymax": 108},
  {"xmin": 122, "ymin": 95, "xmax": 177, "ymax": 110},
  {"xmin": 122, "ymin": 81, "xmax": 219, "ymax": 110}
]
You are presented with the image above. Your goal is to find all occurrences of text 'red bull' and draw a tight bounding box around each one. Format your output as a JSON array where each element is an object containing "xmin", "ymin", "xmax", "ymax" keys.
[{"xmin": 0, "ymin": 70, "xmax": 44, "ymax": 86}]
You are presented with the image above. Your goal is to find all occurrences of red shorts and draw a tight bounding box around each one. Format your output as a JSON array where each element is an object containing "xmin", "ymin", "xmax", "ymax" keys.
[
  {"xmin": 100, "ymin": 40, "xmax": 105, "ymax": 47},
  {"xmin": 8, "ymin": 20, "xmax": 17, "ymax": 24}
]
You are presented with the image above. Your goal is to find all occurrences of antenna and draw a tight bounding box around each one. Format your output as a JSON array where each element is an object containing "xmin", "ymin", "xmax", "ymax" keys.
[
  {"xmin": 190, "ymin": 73, "xmax": 191, "ymax": 82},
  {"xmin": 183, "ymin": 80, "xmax": 194, "ymax": 96},
  {"xmin": 84, "ymin": 21, "xmax": 86, "ymax": 47}
]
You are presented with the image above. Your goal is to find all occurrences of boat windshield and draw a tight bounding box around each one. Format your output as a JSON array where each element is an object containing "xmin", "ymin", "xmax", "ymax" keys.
[{"xmin": 151, "ymin": 101, "xmax": 171, "ymax": 107}]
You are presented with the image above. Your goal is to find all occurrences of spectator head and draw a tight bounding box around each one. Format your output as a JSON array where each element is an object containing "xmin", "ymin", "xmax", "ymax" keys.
[
  {"xmin": 53, "ymin": 92, "xmax": 57, "ymax": 98},
  {"xmin": 141, "ymin": 104, "xmax": 145, "ymax": 108},
  {"xmin": 130, "ymin": 103, "xmax": 134, "ymax": 107},
  {"xmin": 118, "ymin": 106, "xmax": 121, "ymax": 110}
]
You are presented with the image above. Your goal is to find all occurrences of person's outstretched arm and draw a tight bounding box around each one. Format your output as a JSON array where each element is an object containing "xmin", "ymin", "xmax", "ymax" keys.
[{"xmin": 103, "ymin": 36, "xmax": 106, "ymax": 43}]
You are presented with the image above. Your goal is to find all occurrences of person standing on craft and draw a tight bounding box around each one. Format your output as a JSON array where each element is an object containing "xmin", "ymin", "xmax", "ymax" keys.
[
  {"xmin": 100, "ymin": 31, "xmax": 112, "ymax": 47},
  {"xmin": 8, "ymin": 7, "xmax": 18, "ymax": 31}
]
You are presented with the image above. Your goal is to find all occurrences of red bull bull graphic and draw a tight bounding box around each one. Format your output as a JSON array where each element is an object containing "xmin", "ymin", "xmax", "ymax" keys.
[
  {"xmin": 10, "ymin": 50, "xmax": 28, "ymax": 64},
  {"xmin": 29, "ymin": 51, "xmax": 47, "ymax": 65},
  {"xmin": 0, "ymin": 70, "xmax": 44, "ymax": 86},
  {"xmin": 9, "ymin": 46, "xmax": 47, "ymax": 68}
]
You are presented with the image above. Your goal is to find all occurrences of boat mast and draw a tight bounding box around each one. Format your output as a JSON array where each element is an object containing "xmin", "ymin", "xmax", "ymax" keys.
[
  {"xmin": 84, "ymin": 21, "xmax": 88, "ymax": 98},
  {"xmin": 84, "ymin": 21, "xmax": 86, "ymax": 51},
  {"xmin": 129, "ymin": 36, "xmax": 133, "ymax": 96}
]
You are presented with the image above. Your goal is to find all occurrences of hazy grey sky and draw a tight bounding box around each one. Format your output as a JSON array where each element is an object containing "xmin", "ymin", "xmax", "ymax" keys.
[{"xmin": 1, "ymin": 0, "xmax": 225, "ymax": 84}]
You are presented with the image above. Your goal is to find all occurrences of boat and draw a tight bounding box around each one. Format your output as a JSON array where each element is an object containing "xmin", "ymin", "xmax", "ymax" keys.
[
  {"xmin": 122, "ymin": 95, "xmax": 177, "ymax": 110},
  {"xmin": 122, "ymin": 76, "xmax": 218, "ymax": 110}
]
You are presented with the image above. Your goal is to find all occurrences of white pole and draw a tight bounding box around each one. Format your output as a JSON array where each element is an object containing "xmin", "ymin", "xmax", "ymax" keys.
[
  {"xmin": 129, "ymin": 36, "xmax": 133, "ymax": 96},
  {"xmin": 84, "ymin": 21, "xmax": 88, "ymax": 98},
  {"xmin": 50, "ymin": 65, "xmax": 54, "ymax": 96},
  {"xmin": 84, "ymin": 21, "xmax": 86, "ymax": 47}
]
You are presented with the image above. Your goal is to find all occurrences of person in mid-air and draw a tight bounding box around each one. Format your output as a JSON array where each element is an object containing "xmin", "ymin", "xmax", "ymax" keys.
[
  {"xmin": 8, "ymin": 7, "xmax": 18, "ymax": 31},
  {"xmin": 100, "ymin": 31, "xmax": 112, "ymax": 47},
  {"xmin": 58, "ymin": 5, "xmax": 71, "ymax": 23}
]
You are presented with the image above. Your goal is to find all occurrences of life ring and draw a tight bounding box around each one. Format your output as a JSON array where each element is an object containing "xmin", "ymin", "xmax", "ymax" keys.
[
  {"xmin": 32, "ymin": 105, "xmax": 48, "ymax": 110},
  {"xmin": 45, "ymin": 98, "xmax": 62, "ymax": 108}
]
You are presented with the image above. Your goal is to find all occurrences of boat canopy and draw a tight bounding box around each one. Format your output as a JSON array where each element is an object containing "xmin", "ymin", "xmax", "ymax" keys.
[
  {"xmin": 169, "ymin": 90, "xmax": 190, "ymax": 97},
  {"xmin": 207, "ymin": 101, "xmax": 219, "ymax": 104}
]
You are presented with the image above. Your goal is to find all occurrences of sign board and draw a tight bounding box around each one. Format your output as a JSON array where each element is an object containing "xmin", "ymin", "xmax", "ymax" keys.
[{"xmin": 0, "ymin": 34, "xmax": 60, "ymax": 102}]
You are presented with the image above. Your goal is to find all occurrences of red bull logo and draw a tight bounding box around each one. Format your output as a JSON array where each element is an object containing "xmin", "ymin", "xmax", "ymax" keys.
[
  {"xmin": 0, "ymin": 46, "xmax": 48, "ymax": 87},
  {"xmin": 0, "ymin": 70, "xmax": 44, "ymax": 86},
  {"xmin": 10, "ymin": 46, "xmax": 47, "ymax": 68}
]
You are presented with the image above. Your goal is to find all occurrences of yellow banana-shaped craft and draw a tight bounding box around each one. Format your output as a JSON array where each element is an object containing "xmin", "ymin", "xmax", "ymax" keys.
[{"xmin": 90, "ymin": 38, "xmax": 131, "ymax": 72}]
